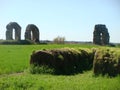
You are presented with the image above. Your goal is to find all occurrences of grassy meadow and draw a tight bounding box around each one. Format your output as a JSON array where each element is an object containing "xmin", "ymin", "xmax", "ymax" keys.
[{"xmin": 0, "ymin": 44, "xmax": 120, "ymax": 90}]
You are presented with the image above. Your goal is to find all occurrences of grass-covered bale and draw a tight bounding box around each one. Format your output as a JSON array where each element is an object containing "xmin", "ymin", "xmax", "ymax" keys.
[
  {"xmin": 30, "ymin": 48, "xmax": 94, "ymax": 75},
  {"xmin": 30, "ymin": 50, "xmax": 54, "ymax": 67},
  {"xmin": 50, "ymin": 48, "xmax": 82, "ymax": 74},
  {"xmin": 93, "ymin": 48, "xmax": 120, "ymax": 77},
  {"xmin": 78, "ymin": 48, "xmax": 94, "ymax": 70}
]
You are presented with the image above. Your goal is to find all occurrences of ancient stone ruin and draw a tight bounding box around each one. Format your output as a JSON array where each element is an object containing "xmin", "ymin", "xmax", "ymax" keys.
[
  {"xmin": 25, "ymin": 24, "xmax": 40, "ymax": 43},
  {"xmin": 6, "ymin": 22, "xmax": 21, "ymax": 40},
  {"xmin": 93, "ymin": 24, "xmax": 110, "ymax": 45}
]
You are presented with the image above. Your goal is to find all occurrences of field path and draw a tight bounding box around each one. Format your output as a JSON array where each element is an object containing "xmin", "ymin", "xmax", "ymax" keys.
[{"xmin": 0, "ymin": 72, "xmax": 24, "ymax": 78}]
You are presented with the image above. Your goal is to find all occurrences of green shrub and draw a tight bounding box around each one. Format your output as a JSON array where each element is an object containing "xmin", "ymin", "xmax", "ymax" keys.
[
  {"xmin": 53, "ymin": 36, "xmax": 65, "ymax": 44},
  {"xmin": 93, "ymin": 48, "xmax": 120, "ymax": 77},
  {"xmin": 30, "ymin": 48, "xmax": 94, "ymax": 75}
]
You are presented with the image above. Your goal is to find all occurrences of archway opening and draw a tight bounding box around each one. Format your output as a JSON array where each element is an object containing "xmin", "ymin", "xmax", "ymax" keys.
[
  {"xmin": 12, "ymin": 28, "xmax": 15, "ymax": 40},
  {"xmin": 100, "ymin": 33, "xmax": 104, "ymax": 45},
  {"xmin": 100, "ymin": 33, "xmax": 102, "ymax": 41},
  {"xmin": 30, "ymin": 30, "xmax": 33, "ymax": 40}
]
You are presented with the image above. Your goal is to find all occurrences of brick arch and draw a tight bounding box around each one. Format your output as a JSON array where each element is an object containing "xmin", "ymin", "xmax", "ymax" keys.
[
  {"xmin": 25, "ymin": 24, "xmax": 40, "ymax": 43},
  {"xmin": 6, "ymin": 22, "xmax": 21, "ymax": 40}
]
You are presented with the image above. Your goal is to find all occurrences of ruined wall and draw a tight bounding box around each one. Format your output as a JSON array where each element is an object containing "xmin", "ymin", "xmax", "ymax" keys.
[
  {"xmin": 93, "ymin": 24, "xmax": 110, "ymax": 45},
  {"xmin": 25, "ymin": 24, "xmax": 40, "ymax": 43},
  {"xmin": 6, "ymin": 22, "xmax": 21, "ymax": 40}
]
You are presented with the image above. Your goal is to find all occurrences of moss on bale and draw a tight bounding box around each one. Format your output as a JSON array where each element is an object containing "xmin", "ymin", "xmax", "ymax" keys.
[
  {"xmin": 93, "ymin": 48, "xmax": 120, "ymax": 77},
  {"xmin": 30, "ymin": 48, "xmax": 94, "ymax": 75},
  {"xmin": 30, "ymin": 47, "xmax": 120, "ymax": 76}
]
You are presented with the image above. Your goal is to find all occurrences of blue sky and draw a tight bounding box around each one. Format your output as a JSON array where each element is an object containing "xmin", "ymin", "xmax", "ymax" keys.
[{"xmin": 0, "ymin": 0, "xmax": 120, "ymax": 42}]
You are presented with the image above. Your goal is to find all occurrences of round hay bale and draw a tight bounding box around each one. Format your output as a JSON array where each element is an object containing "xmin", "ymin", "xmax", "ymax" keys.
[
  {"xmin": 30, "ymin": 48, "xmax": 94, "ymax": 75},
  {"xmin": 30, "ymin": 50, "xmax": 54, "ymax": 67}
]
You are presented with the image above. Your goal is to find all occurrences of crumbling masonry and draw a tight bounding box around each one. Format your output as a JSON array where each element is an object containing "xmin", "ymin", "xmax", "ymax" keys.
[
  {"xmin": 6, "ymin": 22, "xmax": 21, "ymax": 40},
  {"xmin": 25, "ymin": 24, "xmax": 40, "ymax": 43},
  {"xmin": 93, "ymin": 24, "xmax": 110, "ymax": 45}
]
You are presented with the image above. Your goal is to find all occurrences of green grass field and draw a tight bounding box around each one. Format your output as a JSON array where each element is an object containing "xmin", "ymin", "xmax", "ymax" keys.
[{"xmin": 0, "ymin": 44, "xmax": 120, "ymax": 90}]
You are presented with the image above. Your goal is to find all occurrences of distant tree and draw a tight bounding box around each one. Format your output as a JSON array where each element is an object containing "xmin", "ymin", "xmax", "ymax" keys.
[{"xmin": 53, "ymin": 36, "xmax": 65, "ymax": 44}]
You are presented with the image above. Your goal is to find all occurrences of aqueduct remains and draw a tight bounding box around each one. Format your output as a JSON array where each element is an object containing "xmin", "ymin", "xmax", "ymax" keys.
[
  {"xmin": 5, "ymin": 22, "xmax": 40, "ymax": 43},
  {"xmin": 25, "ymin": 24, "xmax": 40, "ymax": 43},
  {"xmin": 93, "ymin": 24, "xmax": 110, "ymax": 45},
  {"xmin": 5, "ymin": 22, "xmax": 110, "ymax": 45},
  {"xmin": 6, "ymin": 22, "xmax": 21, "ymax": 40}
]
